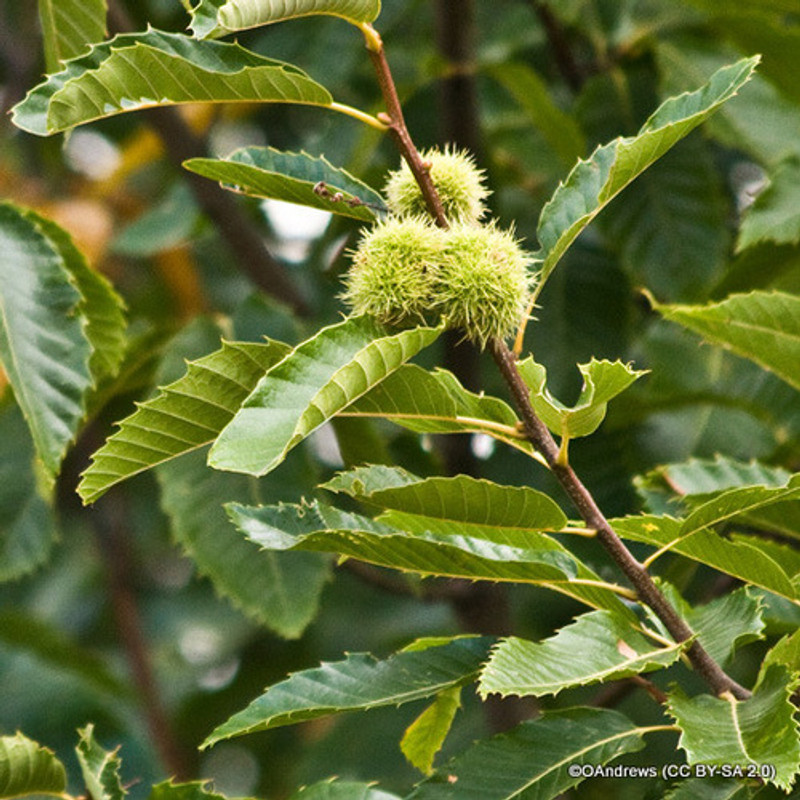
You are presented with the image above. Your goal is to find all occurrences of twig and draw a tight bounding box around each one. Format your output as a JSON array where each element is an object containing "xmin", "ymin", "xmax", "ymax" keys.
[
  {"xmin": 489, "ymin": 338, "xmax": 752, "ymax": 700},
  {"xmin": 528, "ymin": 1, "xmax": 585, "ymax": 92},
  {"xmin": 94, "ymin": 495, "xmax": 190, "ymax": 778}
]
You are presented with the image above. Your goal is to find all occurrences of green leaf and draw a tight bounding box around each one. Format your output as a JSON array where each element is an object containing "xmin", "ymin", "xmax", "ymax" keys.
[
  {"xmin": 0, "ymin": 733, "xmax": 67, "ymax": 799},
  {"xmin": 0, "ymin": 203, "xmax": 93, "ymax": 474},
  {"xmin": 208, "ymin": 317, "xmax": 442, "ymax": 476},
  {"xmin": 479, "ymin": 610, "xmax": 683, "ymax": 699},
  {"xmin": 227, "ymin": 501, "xmax": 629, "ymax": 613},
  {"xmin": 149, "ymin": 781, "xmax": 229, "ymax": 800},
  {"xmin": 202, "ymin": 636, "xmax": 493, "ymax": 747},
  {"xmin": 294, "ymin": 784, "xmax": 398, "ymax": 800},
  {"xmin": 191, "ymin": 0, "xmax": 381, "ymax": 39},
  {"xmin": 668, "ymin": 666, "xmax": 800, "ymax": 791},
  {"xmin": 597, "ymin": 136, "xmax": 729, "ymax": 300},
  {"xmin": 401, "ymin": 687, "xmax": 461, "ymax": 776},
  {"xmin": 408, "ymin": 708, "xmax": 648, "ymax": 799},
  {"xmin": 535, "ymin": 56, "xmax": 758, "ymax": 289},
  {"xmin": 764, "ymin": 628, "xmax": 800, "ymax": 674},
  {"xmin": 737, "ymin": 159, "xmax": 800, "ymax": 252},
  {"xmin": 38, "ymin": 0, "xmax": 106, "ymax": 73},
  {"xmin": 322, "ymin": 466, "xmax": 568, "ymax": 532},
  {"xmin": 184, "ymin": 147, "xmax": 384, "ymax": 222},
  {"xmin": 0, "ymin": 402, "xmax": 57, "ymax": 582},
  {"xmin": 341, "ymin": 364, "xmax": 542, "ymax": 463},
  {"xmin": 612, "ymin": 515, "xmax": 797, "ymax": 601},
  {"xmin": 158, "ymin": 449, "xmax": 330, "ymax": 639},
  {"xmin": 30, "ymin": 211, "xmax": 126, "ymax": 388},
  {"xmin": 11, "ymin": 30, "xmax": 334, "ymax": 136},
  {"xmin": 288, "ymin": 780, "xmax": 400, "ymax": 800},
  {"xmin": 651, "ymin": 290, "xmax": 800, "ymax": 392},
  {"xmin": 0, "ymin": 609, "xmax": 129, "ymax": 697},
  {"xmin": 75, "ymin": 726, "xmax": 125, "ymax": 800},
  {"xmin": 518, "ymin": 357, "xmax": 646, "ymax": 441},
  {"xmin": 487, "ymin": 62, "xmax": 585, "ymax": 168},
  {"xmin": 683, "ymin": 588, "xmax": 765, "ymax": 667},
  {"xmin": 665, "ymin": 778, "xmax": 753, "ymax": 800},
  {"xmin": 78, "ymin": 339, "xmax": 289, "ymax": 504}
]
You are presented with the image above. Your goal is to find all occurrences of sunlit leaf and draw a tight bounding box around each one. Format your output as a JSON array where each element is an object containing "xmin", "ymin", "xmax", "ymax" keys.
[
  {"xmin": 191, "ymin": 0, "xmax": 381, "ymax": 39},
  {"xmin": 76, "ymin": 726, "xmax": 125, "ymax": 800},
  {"xmin": 79, "ymin": 339, "xmax": 289, "ymax": 504},
  {"xmin": 0, "ymin": 203, "xmax": 93, "ymax": 474},
  {"xmin": 227, "ymin": 501, "xmax": 629, "ymax": 613},
  {"xmin": 612, "ymin": 515, "xmax": 797, "ymax": 601},
  {"xmin": 652, "ymin": 290, "xmax": 800, "ymax": 393},
  {"xmin": 479, "ymin": 610, "xmax": 683, "ymax": 699},
  {"xmin": 408, "ymin": 708, "xmax": 648, "ymax": 799},
  {"xmin": 38, "ymin": 0, "xmax": 106, "ymax": 72},
  {"xmin": 323, "ymin": 466, "xmax": 568, "ymax": 532},
  {"xmin": 517, "ymin": 357, "xmax": 646, "ymax": 441},
  {"xmin": 668, "ymin": 666, "xmax": 800, "ymax": 791},
  {"xmin": 12, "ymin": 30, "xmax": 334, "ymax": 136},
  {"xmin": 341, "ymin": 364, "xmax": 542, "ymax": 463},
  {"xmin": 535, "ymin": 56, "xmax": 758, "ymax": 289},
  {"xmin": 289, "ymin": 780, "xmax": 400, "ymax": 800},
  {"xmin": 401, "ymin": 687, "xmax": 461, "ymax": 776},
  {"xmin": 184, "ymin": 147, "xmax": 384, "ymax": 221},
  {"xmin": 209, "ymin": 317, "xmax": 442, "ymax": 476},
  {"xmin": 0, "ymin": 732, "xmax": 67, "ymax": 799},
  {"xmin": 202, "ymin": 636, "xmax": 493, "ymax": 747}
]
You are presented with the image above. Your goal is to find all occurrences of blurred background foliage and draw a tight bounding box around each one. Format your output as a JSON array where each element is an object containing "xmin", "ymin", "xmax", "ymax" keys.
[{"xmin": 1, "ymin": 0, "xmax": 800, "ymax": 797}]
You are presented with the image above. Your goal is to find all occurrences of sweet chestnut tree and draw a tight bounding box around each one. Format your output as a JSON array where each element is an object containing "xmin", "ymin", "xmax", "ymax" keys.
[{"xmin": 2, "ymin": 1, "xmax": 800, "ymax": 798}]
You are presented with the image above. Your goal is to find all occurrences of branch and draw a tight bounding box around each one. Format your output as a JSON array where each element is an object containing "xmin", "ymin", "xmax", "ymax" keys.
[
  {"xmin": 528, "ymin": 1, "xmax": 585, "ymax": 92},
  {"xmin": 489, "ymin": 338, "xmax": 752, "ymax": 700}
]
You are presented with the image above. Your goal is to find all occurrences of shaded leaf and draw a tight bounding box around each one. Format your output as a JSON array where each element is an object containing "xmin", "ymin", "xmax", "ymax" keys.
[
  {"xmin": 191, "ymin": 0, "xmax": 381, "ymax": 39},
  {"xmin": 79, "ymin": 339, "xmax": 289, "ymax": 504},
  {"xmin": 0, "ymin": 203, "xmax": 92, "ymax": 474},
  {"xmin": 665, "ymin": 778, "xmax": 753, "ymax": 799},
  {"xmin": 0, "ymin": 733, "xmax": 67, "ymax": 799},
  {"xmin": 75, "ymin": 726, "xmax": 125, "ymax": 800},
  {"xmin": 323, "ymin": 466, "xmax": 568, "ymax": 532},
  {"xmin": 668, "ymin": 666, "xmax": 800, "ymax": 791},
  {"xmin": 38, "ymin": 0, "xmax": 106, "ymax": 73},
  {"xmin": 737, "ymin": 159, "xmax": 800, "ymax": 252},
  {"xmin": 202, "ymin": 636, "xmax": 493, "ymax": 747},
  {"xmin": 341, "ymin": 364, "xmax": 543, "ymax": 463},
  {"xmin": 12, "ymin": 30, "xmax": 334, "ymax": 136},
  {"xmin": 184, "ymin": 147, "xmax": 384, "ymax": 222},
  {"xmin": 479, "ymin": 610, "xmax": 683, "ymax": 699},
  {"xmin": 612, "ymin": 515, "xmax": 796, "ymax": 601},
  {"xmin": 227, "ymin": 501, "xmax": 629, "ymax": 613},
  {"xmin": 518, "ymin": 357, "xmax": 646, "ymax": 441},
  {"xmin": 487, "ymin": 62, "xmax": 585, "ymax": 168},
  {"xmin": 0, "ymin": 609, "xmax": 129, "ymax": 697},
  {"xmin": 401, "ymin": 687, "xmax": 461, "ymax": 775},
  {"xmin": 209, "ymin": 317, "xmax": 442, "ymax": 476},
  {"xmin": 535, "ymin": 56, "xmax": 758, "ymax": 289},
  {"xmin": 652, "ymin": 290, "xmax": 800, "ymax": 393},
  {"xmin": 158, "ymin": 449, "xmax": 330, "ymax": 639},
  {"xmin": 408, "ymin": 708, "xmax": 647, "ymax": 799},
  {"xmin": 0, "ymin": 402, "xmax": 57, "ymax": 581}
]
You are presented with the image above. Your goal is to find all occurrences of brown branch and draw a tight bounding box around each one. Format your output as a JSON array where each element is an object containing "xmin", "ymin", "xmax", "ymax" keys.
[
  {"xmin": 528, "ymin": 1, "xmax": 585, "ymax": 92},
  {"xmin": 94, "ymin": 496, "xmax": 191, "ymax": 778},
  {"xmin": 489, "ymin": 338, "xmax": 752, "ymax": 700}
]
